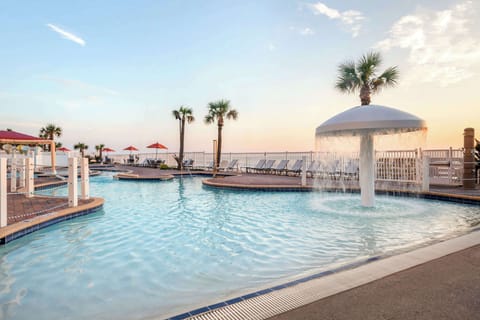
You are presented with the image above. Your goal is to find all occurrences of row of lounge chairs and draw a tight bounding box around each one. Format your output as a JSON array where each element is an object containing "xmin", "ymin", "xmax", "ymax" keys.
[
  {"xmin": 243, "ymin": 159, "xmax": 360, "ymax": 179},
  {"xmin": 244, "ymin": 159, "xmax": 304, "ymax": 176}
]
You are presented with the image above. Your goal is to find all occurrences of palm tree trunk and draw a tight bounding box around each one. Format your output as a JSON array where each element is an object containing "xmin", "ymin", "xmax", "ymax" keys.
[
  {"xmin": 360, "ymin": 85, "xmax": 371, "ymax": 105},
  {"xmin": 179, "ymin": 118, "xmax": 185, "ymax": 170},
  {"xmin": 217, "ymin": 124, "xmax": 223, "ymax": 167}
]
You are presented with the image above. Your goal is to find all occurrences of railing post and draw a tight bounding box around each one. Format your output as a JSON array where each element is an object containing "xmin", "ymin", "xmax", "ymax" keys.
[
  {"xmin": 68, "ymin": 157, "xmax": 78, "ymax": 207},
  {"xmin": 422, "ymin": 156, "xmax": 430, "ymax": 192},
  {"xmin": 26, "ymin": 157, "xmax": 34, "ymax": 198},
  {"xmin": 80, "ymin": 157, "xmax": 90, "ymax": 200},
  {"xmin": 1, "ymin": 158, "xmax": 7, "ymax": 227}
]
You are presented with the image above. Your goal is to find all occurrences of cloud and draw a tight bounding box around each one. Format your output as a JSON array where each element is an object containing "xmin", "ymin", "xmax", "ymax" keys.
[
  {"xmin": 299, "ymin": 27, "xmax": 315, "ymax": 36},
  {"xmin": 46, "ymin": 23, "xmax": 86, "ymax": 46},
  {"xmin": 375, "ymin": 0, "xmax": 480, "ymax": 86},
  {"xmin": 310, "ymin": 2, "xmax": 364, "ymax": 37}
]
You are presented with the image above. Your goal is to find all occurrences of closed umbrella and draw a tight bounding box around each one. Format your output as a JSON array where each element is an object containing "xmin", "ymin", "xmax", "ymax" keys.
[{"xmin": 146, "ymin": 142, "xmax": 167, "ymax": 159}]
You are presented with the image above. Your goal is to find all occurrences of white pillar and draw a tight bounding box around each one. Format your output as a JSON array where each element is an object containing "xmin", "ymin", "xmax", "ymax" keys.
[
  {"xmin": 80, "ymin": 157, "xmax": 90, "ymax": 200},
  {"xmin": 19, "ymin": 158, "xmax": 26, "ymax": 188},
  {"xmin": 301, "ymin": 156, "xmax": 307, "ymax": 186},
  {"xmin": 360, "ymin": 133, "xmax": 375, "ymax": 207},
  {"xmin": 10, "ymin": 159, "xmax": 17, "ymax": 192},
  {"xmin": 1, "ymin": 158, "xmax": 7, "ymax": 227},
  {"xmin": 422, "ymin": 156, "xmax": 430, "ymax": 192},
  {"xmin": 26, "ymin": 157, "xmax": 34, "ymax": 198},
  {"xmin": 68, "ymin": 157, "xmax": 78, "ymax": 207}
]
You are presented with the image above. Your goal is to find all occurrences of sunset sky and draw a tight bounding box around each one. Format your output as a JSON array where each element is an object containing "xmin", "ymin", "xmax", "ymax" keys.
[{"xmin": 1, "ymin": 0, "xmax": 479, "ymax": 153}]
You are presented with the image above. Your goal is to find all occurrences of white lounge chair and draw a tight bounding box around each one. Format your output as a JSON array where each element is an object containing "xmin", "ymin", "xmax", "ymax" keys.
[
  {"xmin": 245, "ymin": 159, "xmax": 266, "ymax": 173},
  {"xmin": 220, "ymin": 159, "xmax": 239, "ymax": 171},
  {"xmin": 272, "ymin": 159, "xmax": 289, "ymax": 175},
  {"xmin": 306, "ymin": 160, "xmax": 320, "ymax": 178},
  {"xmin": 287, "ymin": 159, "xmax": 304, "ymax": 176},
  {"xmin": 259, "ymin": 160, "xmax": 276, "ymax": 174}
]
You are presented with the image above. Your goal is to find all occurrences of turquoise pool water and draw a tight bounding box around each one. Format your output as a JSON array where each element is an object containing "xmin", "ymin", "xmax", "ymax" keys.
[{"xmin": 0, "ymin": 174, "xmax": 478, "ymax": 319}]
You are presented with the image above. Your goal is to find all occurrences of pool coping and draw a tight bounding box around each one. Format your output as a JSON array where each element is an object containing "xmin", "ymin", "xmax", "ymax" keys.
[
  {"xmin": 0, "ymin": 197, "xmax": 104, "ymax": 244},
  {"xmin": 202, "ymin": 179, "xmax": 480, "ymax": 204},
  {"xmin": 164, "ymin": 229, "xmax": 480, "ymax": 320}
]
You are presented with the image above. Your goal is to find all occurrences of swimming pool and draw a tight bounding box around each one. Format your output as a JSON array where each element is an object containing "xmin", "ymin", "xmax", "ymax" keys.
[{"xmin": 0, "ymin": 173, "xmax": 478, "ymax": 319}]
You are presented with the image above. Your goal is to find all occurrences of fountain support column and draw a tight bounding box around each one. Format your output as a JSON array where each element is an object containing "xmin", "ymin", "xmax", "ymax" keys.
[{"xmin": 359, "ymin": 133, "xmax": 375, "ymax": 207}]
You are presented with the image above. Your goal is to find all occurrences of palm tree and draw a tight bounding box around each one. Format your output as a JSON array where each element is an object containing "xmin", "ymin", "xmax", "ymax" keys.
[
  {"xmin": 74, "ymin": 142, "xmax": 89, "ymax": 158},
  {"xmin": 39, "ymin": 124, "xmax": 62, "ymax": 151},
  {"xmin": 204, "ymin": 99, "xmax": 238, "ymax": 167},
  {"xmin": 172, "ymin": 106, "xmax": 195, "ymax": 170},
  {"xmin": 95, "ymin": 144, "xmax": 105, "ymax": 162},
  {"xmin": 335, "ymin": 51, "xmax": 399, "ymax": 105}
]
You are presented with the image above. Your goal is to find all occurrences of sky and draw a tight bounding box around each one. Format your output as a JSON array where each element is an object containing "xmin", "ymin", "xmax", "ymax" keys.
[{"xmin": 1, "ymin": 0, "xmax": 479, "ymax": 154}]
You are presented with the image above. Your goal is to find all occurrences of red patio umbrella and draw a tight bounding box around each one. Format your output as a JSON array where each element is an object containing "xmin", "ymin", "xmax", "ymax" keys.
[
  {"xmin": 146, "ymin": 142, "xmax": 167, "ymax": 159},
  {"xmin": 57, "ymin": 147, "xmax": 71, "ymax": 152},
  {"xmin": 123, "ymin": 145, "xmax": 139, "ymax": 153},
  {"xmin": 102, "ymin": 147, "xmax": 115, "ymax": 152}
]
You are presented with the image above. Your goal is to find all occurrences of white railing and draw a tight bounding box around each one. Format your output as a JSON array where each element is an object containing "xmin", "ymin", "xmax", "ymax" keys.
[
  {"xmin": 108, "ymin": 148, "xmax": 470, "ymax": 187},
  {"xmin": 424, "ymin": 148, "xmax": 464, "ymax": 186}
]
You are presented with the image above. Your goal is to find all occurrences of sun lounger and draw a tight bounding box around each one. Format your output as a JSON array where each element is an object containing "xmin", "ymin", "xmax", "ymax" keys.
[
  {"xmin": 259, "ymin": 160, "xmax": 276, "ymax": 174},
  {"xmin": 244, "ymin": 159, "xmax": 266, "ymax": 173},
  {"xmin": 203, "ymin": 160, "xmax": 214, "ymax": 170},
  {"xmin": 306, "ymin": 160, "xmax": 320, "ymax": 178},
  {"xmin": 344, "ymin": 159, "xmax": 359, "ymax": 180},
  {"xmin": 286, "ymin": 159, "xmax": 304, "ymax": 176},
  {"xmin": 272, "ymin": 159, "xmax": 289, "ymax": 175},
  {"xmin": 183, "ymin": 159, "xmax": 194, "ymax": 170},
  {"xmin": 217, "ymin": 160, "xmax": 229, "ymax": 170},
  {"xmin": 220, "ymin": 159, "xmax": 239, "ymax": 171}
]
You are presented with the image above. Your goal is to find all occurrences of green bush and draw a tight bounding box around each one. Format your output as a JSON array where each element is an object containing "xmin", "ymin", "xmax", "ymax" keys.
[{"xmin": 159, "ymin": 164, "xmax": 170, "ymax": 170}]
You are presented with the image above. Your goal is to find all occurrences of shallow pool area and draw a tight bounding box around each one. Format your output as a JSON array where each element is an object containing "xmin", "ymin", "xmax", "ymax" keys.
[{"xmin": 0, "ymin": 173, "xmax": 479, "ymax": 319}]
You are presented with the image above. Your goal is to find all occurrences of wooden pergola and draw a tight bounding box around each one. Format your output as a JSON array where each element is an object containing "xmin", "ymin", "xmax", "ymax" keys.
[{"xmin": 0, "ymin": 130, "xmax": 56, "ymax": 173}]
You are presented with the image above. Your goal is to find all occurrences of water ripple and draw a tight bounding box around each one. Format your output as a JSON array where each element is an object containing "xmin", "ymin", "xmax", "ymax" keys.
[{"xmin": 0, "ymin": 175, "xmax": 478, "ymax": 319}]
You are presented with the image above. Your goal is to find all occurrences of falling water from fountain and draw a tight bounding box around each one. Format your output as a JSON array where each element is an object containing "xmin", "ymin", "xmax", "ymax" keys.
[{"xmin": 315, "ymin": 104, "xmax": 427, "ymax": 207}]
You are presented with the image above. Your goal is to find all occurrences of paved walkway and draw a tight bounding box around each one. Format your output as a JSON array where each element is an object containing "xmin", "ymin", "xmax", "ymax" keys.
[
  {"xmin": 5, "ymin": 176, "xmax": 91, "ymax": 226},
  {"xmin": 269, "ymin": 244, "xmax": 480, "ymax": 320}
]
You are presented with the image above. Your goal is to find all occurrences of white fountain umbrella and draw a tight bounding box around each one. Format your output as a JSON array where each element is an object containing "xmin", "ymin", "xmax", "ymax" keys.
[{"xmin": 316, "ymin": 105, "xmax": 427, "ymax": 207}]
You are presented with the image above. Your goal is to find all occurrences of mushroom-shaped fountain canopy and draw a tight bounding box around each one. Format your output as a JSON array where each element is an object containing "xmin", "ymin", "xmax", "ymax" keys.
[{"xmin": 316, "ymin": 105, "xmax": 427, "ymax": 137}]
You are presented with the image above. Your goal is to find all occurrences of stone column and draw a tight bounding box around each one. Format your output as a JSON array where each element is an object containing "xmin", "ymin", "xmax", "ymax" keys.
[
  {"xmin": 463, "ymin": 128, "xmax": 475, "ymax": 189},
  {"xmin": 68, "ymin": 157, "xmax": 78, "ymax": 207},
  {"xmin": 80, "ymin": 158, "xmax": 90, "ymax": 200},
  {"xmin": 26, "ymin": 157, "xmax": 34, "ymax": 198}
]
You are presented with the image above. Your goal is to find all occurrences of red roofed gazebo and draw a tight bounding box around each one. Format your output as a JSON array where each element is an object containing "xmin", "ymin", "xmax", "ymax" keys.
[{"xmin": 0, "ymin": 130, "xmax": 57, "ymax": 173}]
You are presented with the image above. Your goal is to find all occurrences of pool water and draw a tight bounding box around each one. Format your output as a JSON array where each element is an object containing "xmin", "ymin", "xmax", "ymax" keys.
[{"xmin": 0, "ymin": 174, "xmax": 478, "ymax": 319}]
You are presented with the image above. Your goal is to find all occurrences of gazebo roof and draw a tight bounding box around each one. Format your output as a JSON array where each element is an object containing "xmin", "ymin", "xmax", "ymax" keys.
[
  {"xmin": 0, "ymin": 130, "xmax": 43, "ymax": 141},
  {"xmin": 0, "ymin": 130, "xmax": 52, "ymax": 144}
]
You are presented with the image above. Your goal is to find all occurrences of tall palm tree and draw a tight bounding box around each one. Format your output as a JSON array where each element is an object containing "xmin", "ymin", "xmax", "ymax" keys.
[
  {"xmin": 335, "ymin": 51, "xmax": 399, "ymax": 105},
  {"xmin": 204, "ymin": 99, "xmax": 238, "ymax": 167},
  {"xmin": 74, "ymin": 142, "xmax": 89, "ymax": 158},
  {"xmin": 95, "ymin": 144, "xmax": 105, "ymax": 161},
  {"xmin": 172, "ymin": 106, "xmax": 195, "ymax": 170},
  {"xmin": 39, "ymin": 124, "xmax": 62, "ymax": 151}
]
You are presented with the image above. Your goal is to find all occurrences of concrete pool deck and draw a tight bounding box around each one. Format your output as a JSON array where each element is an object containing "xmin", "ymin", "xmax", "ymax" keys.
[{"xmin": 173, "ymin": 230, "xmax": 480, "ymax": 320}]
